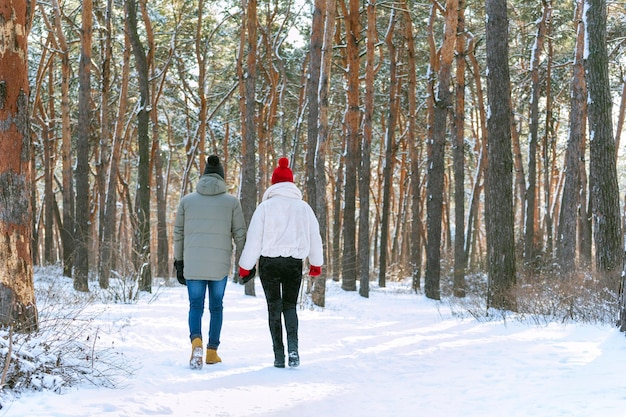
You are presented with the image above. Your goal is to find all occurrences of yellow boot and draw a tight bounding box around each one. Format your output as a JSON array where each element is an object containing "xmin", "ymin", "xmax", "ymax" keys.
[
  {"xmin": 190, "ymin": 338, "xmax": 203, "ymax": 370},
  {"xmin": 205, "ymin": 348, "xmax": 222, "ymax": 364}
]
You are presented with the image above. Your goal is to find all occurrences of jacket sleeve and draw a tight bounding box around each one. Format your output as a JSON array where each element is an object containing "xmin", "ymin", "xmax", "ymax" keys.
[
  {"xmin": 173, "ymin": 199, "xmax": 185, "ymax": 261},
  {"xmin": 238, "ymin": 205, "xmax": 264, "ymax": 270},
  {"xmin": 307, "ymin": 206, "xmax": 324, "ymax": 266},
  {"xmin": 231, "ymin": 198, "xmax": 247, "ymax": 254}
]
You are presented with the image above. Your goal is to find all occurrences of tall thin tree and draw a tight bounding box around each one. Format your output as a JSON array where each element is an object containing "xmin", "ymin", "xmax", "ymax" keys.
[
  {"xmin": 485, "ymin": 0, "xmax": 516, "ymax": 310},
  {"xmin": 425, "ymin": 0, "xmax": 457, "ymax": 300},
  {"xmin": 557, "ymin": 1, "xmax": 586, "ymax": 272},
  {"xmin": 240, "ymin": 0, "xmax": 258, "ymax": 296},
  {"xmin": 306, "ymin": 0, "xmax": 323, "ymax": 206},
  {"xmin": 524, "ymin": 1, "xmax": 551, "ymax": 265},
  {"xmin": 126, "ymin": 0, "xmax": 152, "ymax": 292},
  {"xmin": 405, "ymin": 1, "xmax": 422, "ymax": 292},
  {"xmin": 312, "ymin": 0, "xmax": 336, "ymax": 307},
  {"xmin": 584, "ymin": 0, "xmax": 623, "ymax": 292},
  {"xmin": 74, "ymin": 0, "xmax": 93, "ymax": 292},
  {"xmin": 453, "ymin": 0, "xmax": 467, "ymax": 297},
  {"xmin": 99, "ymin": 31, "xmax": 131, "ymax": 289},
  {"xmin": 379, "ymin": 9, "xmax": 399, "ymax": 289},
  {"xmin": 360, "ymin": 0, "xmax": 376, "ymax": 297},
  {"xmin": 341, "ymin": 0, "xmax": 360, "ymax": 291},
  {"xmin": 50, "ymin": 0, "xmax": 74, "ymax": 278}
]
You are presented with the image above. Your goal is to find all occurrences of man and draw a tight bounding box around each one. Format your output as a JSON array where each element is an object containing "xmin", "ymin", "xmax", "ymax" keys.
[{"xmin": 174, "ymin": 155, "xmax": 247, "ymax": 369}]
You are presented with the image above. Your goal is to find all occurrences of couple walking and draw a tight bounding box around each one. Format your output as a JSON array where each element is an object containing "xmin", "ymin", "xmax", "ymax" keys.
[{"xmin": 173, "ymin": 155, "xmax": 323, "ymax": 369}]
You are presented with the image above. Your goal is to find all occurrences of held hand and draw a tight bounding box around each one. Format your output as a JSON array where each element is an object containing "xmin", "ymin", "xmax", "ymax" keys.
[
  {"xmin": 309, "ymin": 265, "xmax": 321, "ymax": 277},
  {"xmin": 174, "ymin": 260, "xmax": 186, "ymax": 286},
  {"xmin": 239, "ymin": 266, "xmax": 257, "ymax": 284},
  {"xmin": 239, "ymin": 266, "xmax": 250, "ymax": 278}
]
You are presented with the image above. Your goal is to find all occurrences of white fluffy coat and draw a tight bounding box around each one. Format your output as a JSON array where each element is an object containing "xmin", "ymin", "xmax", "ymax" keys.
[{"xmin": 239, "ymin": 182, "xmax": 323, "ymax": 269}]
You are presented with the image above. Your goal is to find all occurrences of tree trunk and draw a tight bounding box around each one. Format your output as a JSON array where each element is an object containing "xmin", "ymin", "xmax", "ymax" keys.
[
  {"xmin": 578, "ymin": 154, "xmax": 592, "ymax": 266},
  {"xmin": 542, "ymin": 9, "xmax": 555, "ymax": 258},
  {"xmin": 341, "ymin": 0, "xmax": 360, "ymax": 292},
  {"xmin": 96, "ymin": 0, "xmax": 113, "ymax": 282},
  {"xmin": 312, "ymin": 0, "xmax": 336, "ymax": 307},
  {"xmin": 465, "ymin": 35, "xmax": 488, "ymax": 271},
  {"xmin": 74, "ymin": 0, "xmax": 93, "ymax": 292},
  {"xmin": 358, "ymin": 0, "xmax": 375, "ymax": 298},
  {"xmin": 557, "ymin": 1, "xmax": 586, "ymax": 272},
  {"xmin": 404, "ymin": 1, "xmax": 422, "ymax": 292},
  {"xmin": 453, "ymin": 0, "xmax": 467, "ymax": 297},
  {"xmin": 51, "ymin": 0, "xmax": 75, "ymax": 278},
  {"xmin": 306, "ymin": 0, "xmax": 323, "ymax": 206},
  {"xmin": 126, "ymin": 0, "xmax": 152, "ymax": 292},
  {"xmin": 0, "ymin": 0, "xmax": 38, "ymax": 332},
  {"xmin": 524, "ymin": 2, "xmax": 550, "ymax": 265},
  {"xmin": 43, "ymin": 71, "xmax": 55, "ymax": 265},
  {"xmin": 379, "ymin": 10, "xmax": 398, "ymax": 289},
  {"xmin": 425, "ymin": 0, "xmax": 457, "ymax": 300},
  {"xmin": 332, "ymin": 139, "xmax": 345, "ymax": 281},
  {"xmin": 240, "ymin": 0, "xmax": 258, "ymax": 296},
  {"xmin": 584, "ymin": 0, "xmax": 623, "ymax": 294},
  {"xmin": 141, "ymin": 0, "xmax": 170, "ymax": 280},
  {"xmin": 485, "ymin": 0, "xmax": 516, "ymax": 311},
  {"xmin": 99, "ymin": 32, "xmax": 130, "ymax": 288}
]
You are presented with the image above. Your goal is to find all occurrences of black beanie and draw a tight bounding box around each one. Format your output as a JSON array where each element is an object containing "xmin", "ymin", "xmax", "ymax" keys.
[{"xmin": 204, "ymin": 155, "xmax": 225, "ymax": 179}]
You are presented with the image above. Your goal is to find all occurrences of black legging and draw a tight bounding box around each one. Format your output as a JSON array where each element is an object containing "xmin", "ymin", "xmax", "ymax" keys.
[{"xmin": 259, "ymin": 256, "xmax": 303, "ymax": 359}]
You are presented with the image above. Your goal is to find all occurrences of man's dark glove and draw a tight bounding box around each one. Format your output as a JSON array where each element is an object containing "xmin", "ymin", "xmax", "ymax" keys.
[
  {"xmin": 239, "ymin": 265, "xmax": 256, "ymax": 284},
  {"xmin": 174, "ymin": 260, "xmax": 186, "ymax": 286}
]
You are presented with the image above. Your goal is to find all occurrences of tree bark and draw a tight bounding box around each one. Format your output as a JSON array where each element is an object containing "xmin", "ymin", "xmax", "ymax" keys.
[
  {"xmin": 584, "ymin": 0, "xmax": 623, "ymax": 293},
  {"xmin": 485, "ymin": 0, "xmax": 516, "ymax": 311},
  {"xmin": 524, "ymin": 2, "xmax": 550, "ymax": 265},
  {"xmin": 358, "ymin": 0, "xmax": 374, "ymax": 298},
  {"xmin": 312, "ymin": 0, "xmax": 336, "ymax": 307},
  {"xmin": 341, "ymin": 0, "xmax": 360, "ymax": 292},
  {"xmin": 126, "ymin": 0, "xmax": 152, "ymax": 292},
  {"xmin": 99, "ymin": 32, "xmax": 130, "ymax": 288},
  {"xmin": 465, "ymin": 35, "xmax": 488, "ymax": 271},
  {"xmin": 453, "ymin": 0, "xmax": 467, "ymax": 297},
  {"xmin": 43, "ymin": 70, "xmax": 55, "ymax": 265},
  {"xmin": 0, "ymin": 0, "xmax": 38, "ymax": 332},
  {"xmin": 74, "ymin": 0, "xmax": 93, "ymax": 292},
  {"xmin": 306, "ymin": 0, "xmax": 323, "ymax": 206},
  {"xmin": 51, "ymin": 0, "xmax": 74, "ymax": 278},
  {"xmin": 240, "ymin": 0, "xmax": 258, "ymax": 295},
  {"xmin": 425, "ymin": 0, "xmax": 457, "ymax": 300},
  {"xmin": 404, "ymin": 1, "xmax": 422, "ymax": 292},
  {"xmin": 542, "ymin": 9, "xmax": 555, "ymax": 258},
  {"xmin": 557, "ymin": 1, "xmax": 586, "ymax": 272},
  {"xmin": 332, "ymin": 139, "xmax": 345, "ymax": 281}
]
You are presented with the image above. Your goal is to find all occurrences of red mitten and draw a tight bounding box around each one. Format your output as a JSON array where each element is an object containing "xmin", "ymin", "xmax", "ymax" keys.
[
  {"xmin": 309, "ymin": 265, "xmax": 321, "ymax": 277},
  {"xmin": 239, "ymin": 266, "xmax": 250, "ymax": 278}
]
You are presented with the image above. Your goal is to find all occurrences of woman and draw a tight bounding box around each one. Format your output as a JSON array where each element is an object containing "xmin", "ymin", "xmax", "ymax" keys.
[
  {"xmin": 174, "ymin": 155, "xmax": 247, "ymax": 369},
  {"xmin": 239, "ymin": 157, "xmax": 323, "ymax": 368}
]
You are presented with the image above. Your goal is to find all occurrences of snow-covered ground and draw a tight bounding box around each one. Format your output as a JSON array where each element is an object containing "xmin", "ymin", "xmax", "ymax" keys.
[{"xmin": 2, "ymin": 269, "xmax": 626, "ymax": 417}]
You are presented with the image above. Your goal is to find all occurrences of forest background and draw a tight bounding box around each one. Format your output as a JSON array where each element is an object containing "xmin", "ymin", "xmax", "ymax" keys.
[{"xmin": 2, "ymin": 0, "xmax": 626, "ymax": 335}]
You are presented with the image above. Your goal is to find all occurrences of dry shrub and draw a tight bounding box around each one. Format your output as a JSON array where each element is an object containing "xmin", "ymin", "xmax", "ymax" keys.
[
  {"xmin": 1, "ymin": 267, "xmax": 135, "ymax": 407},
  {"xmin": 445, "ymin": 269, "xmax": 619, "ymax": 326},
  {"xmin": 513, "ymin": 270, "xmax": 618, "ymax": 325}
]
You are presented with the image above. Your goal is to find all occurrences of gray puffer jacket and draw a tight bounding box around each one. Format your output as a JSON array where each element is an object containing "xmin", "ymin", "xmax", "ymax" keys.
[{"xmin": 174, "ymin": 174, "xmax": 247, "ymax": 280}]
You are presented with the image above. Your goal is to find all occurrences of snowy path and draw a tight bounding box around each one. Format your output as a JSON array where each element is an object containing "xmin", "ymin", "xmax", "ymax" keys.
[{"xmin": 3, "ymin": 279, "xmax": 626, "ymax": 417}]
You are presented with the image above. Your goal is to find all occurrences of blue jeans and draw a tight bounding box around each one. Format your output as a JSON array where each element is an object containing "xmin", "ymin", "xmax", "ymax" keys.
[{"xmin": 187, "ymin": 277, "xmax": 227, "ymax": 349}]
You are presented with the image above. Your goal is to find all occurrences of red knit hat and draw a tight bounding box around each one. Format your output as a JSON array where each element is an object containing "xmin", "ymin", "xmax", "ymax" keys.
[{"xmin": 271, "ymin": 157, "xmax": 294, "ymax": 184}]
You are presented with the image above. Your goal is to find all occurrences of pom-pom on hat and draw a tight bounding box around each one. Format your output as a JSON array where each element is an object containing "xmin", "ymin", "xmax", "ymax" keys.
[
  {"xmin": 271, "ymin": 157, "xmax": 294, "ymax": 184},
  {"xmin": 204, "ymin": 155, "xmax": 225, "ymax": 179}
]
